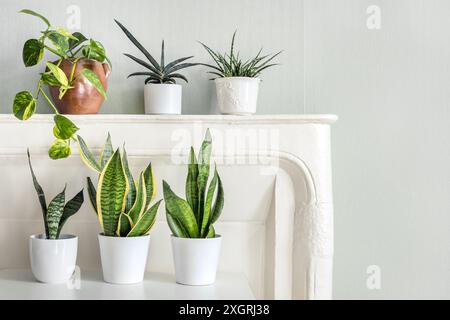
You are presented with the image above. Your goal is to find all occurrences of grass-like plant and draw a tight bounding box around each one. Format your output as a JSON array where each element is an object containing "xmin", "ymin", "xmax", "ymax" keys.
[
  {"xmin": 78, "ymin": 134, "xmax": 161, "ymax": 237},
  {"xmin": 115, "ymin": 19, "xmax": 198, "ymax": 84},
  {"xmin": 200, "ymin": 31, "xmax": 282, "ymax": 79},
  {"xmin": 27, "ymin": 150, "xmax": 84, "ymax": 239},
  {"xmin": 13, "ymin": 9, "xmax": 110, "ymax": 160},
  {"xmin": 163, "ymin": 129, "xmax": 224, "ymax": 238}
]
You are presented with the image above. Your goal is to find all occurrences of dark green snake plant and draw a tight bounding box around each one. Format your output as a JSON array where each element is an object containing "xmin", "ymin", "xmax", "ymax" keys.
[
  {"xmin": 163, "ymin": 129, "xmax": 224, "ymax": 238},
  {"xmin": 78, "ymin": 134, "xmax": 161, "ymax": 237},
  {"xmin": 27, "ymin": 149, "xmax": 84, "ymax": 239}
]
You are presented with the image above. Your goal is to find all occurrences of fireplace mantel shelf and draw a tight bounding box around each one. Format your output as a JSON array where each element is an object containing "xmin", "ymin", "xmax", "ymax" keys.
[{"xmin": 0, "ymin": 113, "xmax": 338, "ymax": 125}]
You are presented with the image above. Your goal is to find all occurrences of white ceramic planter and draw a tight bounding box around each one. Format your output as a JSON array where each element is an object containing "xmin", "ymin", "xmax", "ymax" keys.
[
  {"xmin": 98, "ymin": 234, "xmax": 150, "ymax": 284},
  {"xmin": 29, "ymin": 234, "xmax": 78, "ymax": 284},
  {"xmin": 215, "ymin": 77, "xmax": 260, "ymax": 115},
  {"xmin": 171, "ymin": 235, "xmax": 222, "ymax": 286},
  {"xmin": 144, "ymin": 83, "xmax": 182, "ymax": 114}
]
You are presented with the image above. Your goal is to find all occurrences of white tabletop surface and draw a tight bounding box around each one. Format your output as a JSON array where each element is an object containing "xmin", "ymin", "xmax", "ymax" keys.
[{"xmin": 0, "ymin": 269, "xmax": 255, "ymax": 300}]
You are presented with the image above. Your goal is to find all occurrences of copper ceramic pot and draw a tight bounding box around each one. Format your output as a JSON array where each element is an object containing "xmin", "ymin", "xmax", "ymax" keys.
[{"xmin": 48, "ymin": 58, "xmax": 110, "ymax": 114}]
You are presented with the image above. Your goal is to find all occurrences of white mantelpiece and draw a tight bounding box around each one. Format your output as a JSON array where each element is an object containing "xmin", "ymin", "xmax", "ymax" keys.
[{"xmin": 0, "ymin": 114, "xmax": 337, "ymax": 300}]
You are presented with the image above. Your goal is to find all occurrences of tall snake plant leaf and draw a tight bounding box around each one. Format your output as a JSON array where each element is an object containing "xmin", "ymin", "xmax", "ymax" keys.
[
  {"xmin": 143, "ymin": 163, "xmax": 156, "ymax": 209},
  {"xmin": 27, "ymin": 150, "xmax": 48, "ymax": 238},
  {"xmin": 117, "ymin": 213, "xmax": 133, "ymax": 236},
  {"xmin": 56, "ymin": 189, "xmax": 84, "ymax": 238},
  {"xmin": 186, "ymin": 147, "xmax": 199, "ymax": 215},
  {"xmin": 100, "ymin": 133, "xmax": 114, "ymax": 168},
  {"xmin": 128, "ymin": 200, "xmax": 162, "ymax": 237},
  {"xmin": 114, "ymin": 20, "xmax": 161, "ymax": 70},
  {"xmin": 122, "ymin": 148, "xmax": 136, "ymax": 213},
  {"xmin": 211, "ymin": 170, "xmax": 224, "ymax": 224},
  {"xmin": 77, "ymin": 135, "xmax": 101, "ymax": 173},
  {"xmin": 47, "ymin": 186, "xmax": 66, "ymax": 239},
  {"xmin": 166, "ymin": 213, "xmax": 189, "ymax": 238},
  {"xmin": 206, "ymin": 225, "xmax": 215, "ymax": 238},
  {"xmin": 127, "ymin": 172, "xmax": 146, "ymax": 224},
  {"xmin": 163, "ymin": 180, "xmax": 198, "ymax": 238},
  {"xmin": 201, "ymin": 165, "xmax": 219, "ymax": 237},
  {"xmin": 197, "ymin": 129, "xmax": 212, "ymax": 226},
  {"xmin": 86, "ymin": 177, "xmax": 97, "ymax": 213},
  {"xmin": 97, "ymin": 149, "xmax": 129, "ymax": 236}
]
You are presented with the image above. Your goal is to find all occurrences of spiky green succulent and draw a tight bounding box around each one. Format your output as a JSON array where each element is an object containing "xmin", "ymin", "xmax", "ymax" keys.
[
  {"xmin": 115, "ymin": 19, "xmax": 198, "ymax": 84},
  {"xmin": 200, "ymin": 31, "xmax": 282, "ymax": 79}
]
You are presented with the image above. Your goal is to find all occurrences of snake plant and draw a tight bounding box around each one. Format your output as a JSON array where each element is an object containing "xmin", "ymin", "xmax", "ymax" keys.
[
  {"xmin": 78, "ymin": 134, "xmax": 161, "ymax": 237},
  {"xmin": 27, "ymin": 150, "xmax": 84, "ymax": 239},
  {"xmin": 115, "ymin": 19, "xmax": 198, "ymax": 84},
  {"xmin": 163, "ymin": 129, "xmax": 224, "ymax": 238},
  {"xmin": 200, "ymin": 31, "xmax": 282, "ymax": 79}
]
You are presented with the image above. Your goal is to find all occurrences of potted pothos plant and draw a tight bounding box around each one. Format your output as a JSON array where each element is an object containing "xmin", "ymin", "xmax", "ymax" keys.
[
  {"xmin": 78, "ymin": 133, "xmax": 161, "ymax": 284},
  {"xmin": 27, "ymin": 150, "xmax": 84, "ymax": 283},
  {"xmin": 13, "ymin": 9, "xmax": 110, "ymax": 160},
  {"xmin": 163, "ymin": 129, "xmax": 224, "ymax": 285},
  {"xmin": 115, "ymin": 20, "xmax": 198, "ymax": 114},
  {"xmin": 200, "ymin": 32, "xmax": 281, "ymax": 115}
]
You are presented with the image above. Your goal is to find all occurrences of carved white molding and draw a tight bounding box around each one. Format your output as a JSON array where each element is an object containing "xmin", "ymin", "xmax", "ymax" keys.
[{"xmin": 0, "ymin": 114, "xmax": 337, "ymax": 300}]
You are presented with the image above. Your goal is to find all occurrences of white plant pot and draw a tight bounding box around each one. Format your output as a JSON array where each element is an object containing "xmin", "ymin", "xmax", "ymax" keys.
[
  {"xmin": 215, "ymin": 77, "xmax": 260, "ymax": 115},
  {"xmin": 144, "ymin": 83, "xmax": 182, "ymax": 114},
  {"xmin": 29, "ymin": 234, "xmax": 78, "ymax": 284},
  {"xmin": 98, "ymin": 234, "xmax": 150, "ymax": 284},
  {"xmin": 171, "ymin": 235, "xmax": 222, "ymax": 286}
]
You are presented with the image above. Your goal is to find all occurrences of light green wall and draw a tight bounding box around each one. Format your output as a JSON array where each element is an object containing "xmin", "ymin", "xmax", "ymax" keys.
[{"xmin": 305, "ymin": 0, "xmax": 450, "ymax": 299}]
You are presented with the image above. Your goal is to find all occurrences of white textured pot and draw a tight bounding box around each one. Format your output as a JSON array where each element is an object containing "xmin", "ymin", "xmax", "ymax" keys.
[
  {"xmin": 215, "ymin": 77, "xmax": 260, "ymax": 115},
  {"xmin": 98, "ymin": 234, "xmax": 150, "ymax": 284},
  {"xmin": 29, "ymin": 234, "xmax": 78, "ymax": 284},
  {"xmin": 171, "ymin": 235, "xmax": 222, "ymax": 286},
  {"xmin": 144, "ymin": 83, "xmax": 182, "ymax": 114}
]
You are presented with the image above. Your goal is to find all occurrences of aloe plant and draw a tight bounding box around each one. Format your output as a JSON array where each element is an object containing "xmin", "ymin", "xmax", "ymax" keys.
[
  {"xmin": 13, "ymin": 9, "xmax": 110, "ymax": 160},
  {"xmin": 200, "ymin": 31, "xmax": 282, "ymax": 79},
  {"xmin": 78, "ymin": 134, "xmax": 161, "ymax": 237},
  {"xmin": 115, "ymin": 19, "xmax": 198, "ymax": 84},
  {"xmin": 27, "ymin": 149, "xmax": 84, "ymax": 239},
  {"xmin": 163, "ymin": 129, "xmax": 224, "ymax": 238}
]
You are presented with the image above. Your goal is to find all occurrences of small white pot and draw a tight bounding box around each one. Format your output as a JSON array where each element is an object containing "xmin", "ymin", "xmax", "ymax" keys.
[
  {"xmin": 215, "ymin": 77, "xmax": 260, "ymax": 115},
  {"xmin": 29, "ymin": 234, "xmax": 78, "ymax": 284},
  {"xmin": 144, "ymin": 83, "xmax": 182, "ymax": 114},
  {"xmin": 98, "ymin": 234, "xmax": 150, "ymax": 284},
  {"xmin": 171, "ymin": 235, "xmax": 222, "ymax": 286}
]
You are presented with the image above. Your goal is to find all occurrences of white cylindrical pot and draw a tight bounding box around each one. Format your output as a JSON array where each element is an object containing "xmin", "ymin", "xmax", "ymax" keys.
[
  {"xmin": 171, "ymin": 235, "xmax": 222, "ymax": 286},
  {"xmin": 144, "ymin": 83, "xmax": 182, "ymax": 114},
  {"xmin": 29, "ymin": 234, "xmax": 78, "ymax": 284},
  {"xmin": 215, "ymin": 77, "xmax": 260, "ymax": 115},
  {"xmin": 98, "ymin": 234, "xmax": 150, "ymax": 284}
]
